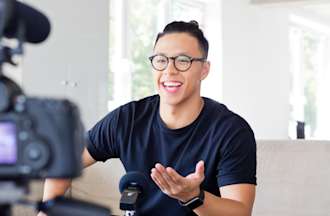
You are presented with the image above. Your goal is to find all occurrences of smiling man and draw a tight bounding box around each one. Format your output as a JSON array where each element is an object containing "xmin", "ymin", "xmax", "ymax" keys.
[{"xmin": 40, "ymin": 21, "xmax": 257, "ymax": 216}]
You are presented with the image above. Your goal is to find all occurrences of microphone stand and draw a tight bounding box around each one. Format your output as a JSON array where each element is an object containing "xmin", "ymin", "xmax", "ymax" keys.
[
  {"xmin": 120, "ymin": 187, "xmax": 141, "ymax": 216},
  {"xmin": 124, "ymin": 210, "xmax": 136, "ymax": 216},
  {"xmin": 0, "ymin": 204, "xmax": 11, "ymax": 216},
  {"xmin": 0, "ymin": 180, "xmax": 29, "ymax": 216}
]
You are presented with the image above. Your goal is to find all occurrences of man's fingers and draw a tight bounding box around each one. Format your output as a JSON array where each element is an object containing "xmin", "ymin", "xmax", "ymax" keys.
[
  {"xmin": 151, "ymin": 167, "xmax": 171, "ymax": 191},
  {"xmin": 195, "ymin": 160, "xmax": 205, "ymax": 178},
  {"xmin": 151, "ymin": 163, "xmax": 206, "ymax": 200},
  {"xmin": 150, "ymin": 171, "xmax": 165, "ymax": 191},
  {"xmin": 166, "ymin": 167, "xmax": 184, "ymax": 184},
  {"xmin": 156, "ymin": 163, "xmax": 168, "ymax": 171},
  {"xmin": 155, "ymin": 164, "xmax": 178, "ymax": 188}
]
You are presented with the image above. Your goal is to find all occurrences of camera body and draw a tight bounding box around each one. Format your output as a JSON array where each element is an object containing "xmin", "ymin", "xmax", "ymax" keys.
[
  {"xmin": 0, "ymin": 1, "xmax": 112, "ymax": 215},
  {"xmin": 0, "ymin": 96, "xmax": 84, "ymax": 179}
]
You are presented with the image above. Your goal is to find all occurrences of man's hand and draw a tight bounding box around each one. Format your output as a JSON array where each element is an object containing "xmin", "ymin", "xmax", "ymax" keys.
[
  {"xmin": 150, "ymin": 160, "xmax": 205, "ymax": 202},
  {"xmin": 37, "ymin": 148, "xmax": 96, "ymax": 216}
]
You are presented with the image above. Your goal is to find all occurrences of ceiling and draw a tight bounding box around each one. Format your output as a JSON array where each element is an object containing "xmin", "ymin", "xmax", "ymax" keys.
[
  {"xmin": 302, "ymin": 3, "xmax": 330, "ymax": 19},
  {"xmin": 251, "ymin": 0, "xmax": 330, "ymax": 19}
]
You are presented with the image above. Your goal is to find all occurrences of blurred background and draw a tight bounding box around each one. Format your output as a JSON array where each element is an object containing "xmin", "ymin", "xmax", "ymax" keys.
[
  {"xmin": 5, "ymin": 0, "xmax": 330, "ymax": 215},
  {"xmin": 7, "ymin": 0, "xmax": 328, "ymax": 140}
]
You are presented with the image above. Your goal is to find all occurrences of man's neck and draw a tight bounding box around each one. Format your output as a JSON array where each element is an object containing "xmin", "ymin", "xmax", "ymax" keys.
[{"xmin": 159, "ymin": 96, "xmax": 204, "ymax": 129}]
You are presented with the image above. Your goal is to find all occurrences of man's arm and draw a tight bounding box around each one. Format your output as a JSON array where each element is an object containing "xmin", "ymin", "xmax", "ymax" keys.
[
  {"xmin": 194, "ymin": 184, "xmax": 255, "ymax": 216},
  {"xmin": 151, "ymin": 161, "xmax": 256, "ymax": 216},
  {"xmin": 38, "ymin": 148, "xmax": 96, "ymax": 216},
  {"xmin": 42, "ymin": 148, "xmax": 96, "ymax": 201}
]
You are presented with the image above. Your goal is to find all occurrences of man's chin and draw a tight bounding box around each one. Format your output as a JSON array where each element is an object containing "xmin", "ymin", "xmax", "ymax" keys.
[{"xmin": 159, "ymin": 94, "xmax": 182, "ymax": 107}]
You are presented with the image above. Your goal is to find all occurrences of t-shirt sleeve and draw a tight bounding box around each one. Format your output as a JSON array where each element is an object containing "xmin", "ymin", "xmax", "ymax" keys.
[
  {"xmin": 86, "ymin": 110, "xmax": 120, "ymax": 162},
  {"xmin": 217, "ymin": 124, "xmax": 257, "ymax": 187}
]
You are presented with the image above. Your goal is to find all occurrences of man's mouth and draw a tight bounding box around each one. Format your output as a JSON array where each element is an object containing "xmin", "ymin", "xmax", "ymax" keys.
[{"xmin": 161, "ymin": 81, "xmax": 183, "ymax": 93}]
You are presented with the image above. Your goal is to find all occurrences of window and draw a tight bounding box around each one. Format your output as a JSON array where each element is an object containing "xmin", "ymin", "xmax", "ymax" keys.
[
  {"xmin": 289, "ymin": 15, "xmax": 330, "ymax": 139},
  {"xmin": 108, "ymin": 0, "xmax": 222, "ymax": 110}
]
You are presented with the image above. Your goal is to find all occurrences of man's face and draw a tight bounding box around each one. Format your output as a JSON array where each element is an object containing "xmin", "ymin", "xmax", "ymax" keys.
[{"xmin": 152, "ymin": 33, "xmax": 210, "ymax": 106}]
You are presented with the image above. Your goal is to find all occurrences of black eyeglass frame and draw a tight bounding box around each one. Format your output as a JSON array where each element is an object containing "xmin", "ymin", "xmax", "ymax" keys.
[{"xmin": 148, "ymin": 54, "xmax": 207, "ymax": 72}]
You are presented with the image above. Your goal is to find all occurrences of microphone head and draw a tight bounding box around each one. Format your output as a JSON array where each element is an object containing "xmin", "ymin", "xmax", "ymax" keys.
[
  {"xmin": 119, "ymin": 171, "xmax": 149, "ymax": 196},
  {"xmin": 0, "ymin": 0, "xmax": 14, "ymax": 31},
  {"xmin": 4, "ymin": 0, "xmax": 51, "ymax": 43}
]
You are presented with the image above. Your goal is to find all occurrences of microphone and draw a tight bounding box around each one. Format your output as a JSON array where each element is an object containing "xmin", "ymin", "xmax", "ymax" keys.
[
  {"xmin": 0, "ymin": 0, "xmax": 13, "ymax": 33},
  {"xmin": 3, "ymin": 0, "xmax": 51, "ymax": 43},
  {"xmin": 119, "ymin": 171, "xmax": 149, "ymax": 214}
]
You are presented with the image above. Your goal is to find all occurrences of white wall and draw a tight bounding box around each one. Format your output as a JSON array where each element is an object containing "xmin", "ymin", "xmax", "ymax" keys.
[
  {"xmin": 251, "ymin": 0, "xmax": 327, "ymax": 4},
  {"xmin": 221, "ymin": 0, "xmax": 291, "ymax": 139},
  {"xmin": 221, "ymin": 0, "xmax": 330, "ymax": 139},
  {"xmin": 16, "ymin": 0, "xmax": 293, "ymax": 139},
  {"xmin": 15, "ymin": 0, "xmax": 329, "ymax": 139},
  {"xmin": 20, "ymin": 0, "xmax": 109, "ymax": 128},
  {"xmin": 201, "ymin": 0, "xmax": 223, "ymax": 102}
]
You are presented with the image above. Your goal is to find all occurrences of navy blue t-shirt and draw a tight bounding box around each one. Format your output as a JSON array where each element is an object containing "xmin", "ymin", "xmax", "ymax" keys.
[{"xmin": 87, "ymin": 95, "xmax": 257, "ymax": 215}]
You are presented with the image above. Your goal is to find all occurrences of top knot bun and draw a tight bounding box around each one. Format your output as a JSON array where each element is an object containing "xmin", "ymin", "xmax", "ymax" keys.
[{"xmin": 189, "ymin": 20, "xmax": 199, "ymax": 28}]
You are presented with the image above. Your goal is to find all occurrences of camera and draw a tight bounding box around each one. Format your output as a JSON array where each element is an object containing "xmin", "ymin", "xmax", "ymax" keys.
[
  {"xmin": 0, "ymin": 0, "xmax": 84, "ymax": 181},
  {"xmin": 0, "ymin": 1, "xmax": 111, "ymax": 215},
  {"xmin": 0, "ymin": 94, "xmax": 84, "ymax": 179}
]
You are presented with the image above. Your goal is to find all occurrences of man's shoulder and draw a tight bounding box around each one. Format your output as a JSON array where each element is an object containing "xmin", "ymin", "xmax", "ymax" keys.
[
  {"xmin": 119, "ymin": 95, "xmax": 159, "ymax": 109},
  {"xmin": 103, "ymin": 95, "xmax": 159, "ymax": 123},
  {"xmin": 98, "ymin": 95, "xmax": 159, "ymax": 124},
  {"xmin": 116, "ymin": 95, "xmax": 159, "ymax": 115},
  {"xmin": 203, "ymin": 97, "xmax": 253, "ymax": 132}
]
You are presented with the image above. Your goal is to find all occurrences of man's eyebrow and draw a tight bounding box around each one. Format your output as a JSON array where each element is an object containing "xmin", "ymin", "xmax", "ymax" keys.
[
  {"xmin": 152, "ymin": 52, "xmax": 191, "ymax": 57},
  {"xmin": 176, "ymin": 52, "xmax": 190, "ymax": 56},
  {"xmin": 152, "ymin": 52, "xmax": 166, "ymax": 56}
]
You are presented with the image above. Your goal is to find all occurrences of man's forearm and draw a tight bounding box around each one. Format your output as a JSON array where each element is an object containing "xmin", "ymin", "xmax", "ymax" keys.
[
  {"xmin": 42, "ymin": 148, "xmax": 96, "ymax": 201},
  {"xmin": 42, "ymin": 178, "xmax": 72, "ymax": 201},
  {"xmin": 194, "ymin": 191, "xmax": 252, "ymax": 216}
]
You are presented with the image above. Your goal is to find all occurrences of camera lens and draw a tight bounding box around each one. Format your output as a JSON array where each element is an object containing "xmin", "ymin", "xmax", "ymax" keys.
[
  {"xmin": 23, "ymin": 141, "xmax": 50, "ymax": 173},
  {"xmin": 27, "ymin": 148, "xmax": 41, "ymax": 161}
]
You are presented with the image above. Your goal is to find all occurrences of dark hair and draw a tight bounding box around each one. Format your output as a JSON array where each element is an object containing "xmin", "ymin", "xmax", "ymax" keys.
[{"xmin": 154, "ymin": 20, "xmax": 209, "ymax": 58}]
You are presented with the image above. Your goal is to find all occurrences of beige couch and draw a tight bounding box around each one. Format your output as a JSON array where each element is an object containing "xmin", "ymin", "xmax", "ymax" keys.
[
  {"xmin": 254, "ymin": 140, "xmax": 330, "ymax": 216},
  {"xmin": 13, "ymin": 140, "xmax": 330, "ymax": 216}
]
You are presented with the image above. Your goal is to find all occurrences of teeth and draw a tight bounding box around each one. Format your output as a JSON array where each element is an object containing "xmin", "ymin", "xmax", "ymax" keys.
[{"xmin": 163, "ymin": 81, "xmax": 182, "ymax": 87}]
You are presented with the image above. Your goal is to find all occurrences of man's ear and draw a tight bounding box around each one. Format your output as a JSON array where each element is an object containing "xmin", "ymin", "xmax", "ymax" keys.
[{"xmin": 200, "ymin": 61, "xmax": 210, "ymax": 81}]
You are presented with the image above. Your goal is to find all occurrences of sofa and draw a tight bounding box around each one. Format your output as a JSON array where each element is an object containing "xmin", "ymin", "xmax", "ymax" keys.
[{"xmin": 13, "ymin": 140, "xmax": 330, "ymax": 215}]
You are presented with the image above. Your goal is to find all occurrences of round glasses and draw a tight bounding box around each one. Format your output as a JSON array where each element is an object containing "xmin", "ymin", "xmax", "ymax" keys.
[{"xmin": 149, "ymin": 54, "xmax": 206, "ymax": 72}]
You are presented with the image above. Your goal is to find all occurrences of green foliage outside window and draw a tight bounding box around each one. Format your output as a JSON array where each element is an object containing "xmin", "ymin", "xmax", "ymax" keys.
[
  {"xmin": 302, "ymin": 33, "xmax": 318, "ymax": 136},
  {"xmin": 127, "ymin": 0, "xmax": 160, "ymax": 100},
  {"xmin": 108, "ymin": 0, "xmax": 160, "ymax": 101}
]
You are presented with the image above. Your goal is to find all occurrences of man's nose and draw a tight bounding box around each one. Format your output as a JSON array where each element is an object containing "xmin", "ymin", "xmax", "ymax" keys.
[{"xmin": 164, "ymin": 59, "xmax": 179, "ymax": 75}]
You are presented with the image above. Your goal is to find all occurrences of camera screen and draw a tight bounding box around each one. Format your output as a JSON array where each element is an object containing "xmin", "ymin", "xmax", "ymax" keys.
[{"xmin": 0, "ymin": 121, "xmax": 17, "ymax": 165}]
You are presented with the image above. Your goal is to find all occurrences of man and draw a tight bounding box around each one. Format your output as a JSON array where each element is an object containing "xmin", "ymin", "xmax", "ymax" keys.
[{"xmin": 41, "ymin": 21, "xmax": 256, "ymax": 216}]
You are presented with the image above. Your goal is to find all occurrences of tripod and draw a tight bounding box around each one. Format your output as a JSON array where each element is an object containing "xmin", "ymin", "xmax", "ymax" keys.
[{"xmin": 0, "ymin": 180, "xmax": 28, "ymax": 216}]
